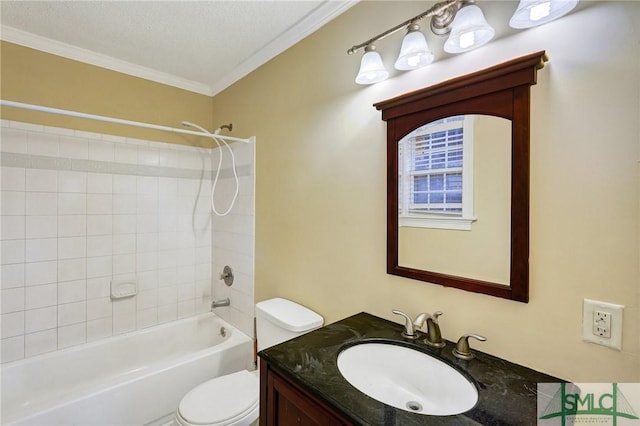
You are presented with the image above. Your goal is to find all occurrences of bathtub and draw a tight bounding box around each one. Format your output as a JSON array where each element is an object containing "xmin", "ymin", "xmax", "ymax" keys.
[{"xmin": 1, "ymin": 313, "xmax": 254, "ymax": 426}]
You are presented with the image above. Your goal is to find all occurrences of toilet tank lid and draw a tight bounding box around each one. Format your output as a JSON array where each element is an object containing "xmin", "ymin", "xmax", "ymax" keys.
[{"xmin": 256, "ymin": 298, "xmax": 324, "ymax": 332}]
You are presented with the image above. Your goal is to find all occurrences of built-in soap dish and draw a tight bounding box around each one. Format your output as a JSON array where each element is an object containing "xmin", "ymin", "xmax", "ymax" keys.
[{"xmin": 111, "ymin": 279, "xmax": 137, "ymax": 300}]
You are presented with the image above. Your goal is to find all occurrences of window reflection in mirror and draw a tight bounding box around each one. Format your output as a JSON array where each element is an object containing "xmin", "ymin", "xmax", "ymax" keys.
[{"xmin": 398, "ymin": 115, "xmax": 511, "ymax": 285}]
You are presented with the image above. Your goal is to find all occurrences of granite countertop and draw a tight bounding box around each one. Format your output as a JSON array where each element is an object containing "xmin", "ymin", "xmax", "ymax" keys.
[{"xmin": 258, "ymin": 312, "xmax": 563, "ymax": 425}]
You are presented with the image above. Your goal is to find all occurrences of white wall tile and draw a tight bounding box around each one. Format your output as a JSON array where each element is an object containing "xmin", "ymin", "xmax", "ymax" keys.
[
  {"xmin": 2, "ymin": 167, "xmax": 25, "ymax": 191},
  {"xmin": 2, "ymin": 311, "xmax": 24, "ymax": 338},
  {"xmin": 113, "ymin": 234, "xmax": 135, "ymax": 255},
  {"xmin": 136, "ymin": 252, "xmax": 157, "ymax": 272},
  {"xmin": 114, "ymin": 144, "xmax": 137, "ymax": 164},
  {"xmin": 25, "ymin": 261, "xmax": 57, "ymax": 286},
  {"xmin": 87, "ymin": 215, "xmax": 112, "ymax": 236},
  {"xmin": 2, "ymin": 191, "xmax": 25, "ymax": 215},
  {"xmin": 25, "ymin": 329, "xmax": 57, "ymax": 357},
  {"xmin": 113, "ymin": 214, "xmax": 136, "ymax": 235},
  {"xmin": 113, "ymin": 175, "xmax": 137, "ymax": 194},
  {"xmin": 58, "ymin": 280, "xmax": 86, "ymax": 304},
  {"xmin": 26, "ymin": 192, "xmax": 57, "ymax": 216},
  {"xmin": 25, "ymin": 216, "xmax": 57, "ymax": 239},
  {"xmin": 1, "ymin": 128, "xmax": 28, "ymax": 154},
  {"xmin": 86, "ymin": 256, "xmax": 112, "ymax": 279},
  {"xmin": 58, "ymin": 171, "xmax": 87, "ymax": 193},
  {"xmin": 87, "ymin": 194, "xmax": 113, "ymax": 214},
  {"xmin": 113, "ymin": 194, "xmax": 136, "ymax": 214},
  {"xmin": 87, "ymin": 317, "xmax": 112, "ymax": 342},
  {"xmin": 177, "ymin": 300, "xmax": 195, "ymax": 319},
  {"xmin": 137, "ymin": 308, "xmax": 157, "ymax": 329},
  {"xmin": 25, "ymin": 238, "xmax": 57, "ymax": 262},
  {"xmin": 27, "ymin": 132, "xmax": 58, "ymax": 157},
  {"xmin": 58, "ymin": 136, "xmax": 88, "ymax": 160},
  {"xmin": 113, "ymin": 254, "xmax": 135, "ymax": 275},
  {"xmin": 2, "ymin": 240, "xmax": 25, "ymax": 265},
  {"xmin": 2, "ymin": 264, "xmax": 24, "ymax": 289},
  {"xmin": 1, "ymin": 335, "xmax": 24, "ymax": 362},
  {"xmin": 58, "ymin": 215, "xmax": 86, "ymax": 237},
  {"xmin": 88, "ymin": 141, "xmax": 115, "ymax": 162},
  {"xmin": 86, "ymin": 297, "xmax": 112, "ymax": 321},
  {"xmin": 58, "ymin": 236, "xmax": 87, "ymax": 260},
  {"xmin": 58, "ymin": 323, "xmax": 86, "ymax": 349},
  {"xmin": 158, "ymin": 304, "xmax": 177, "ymax": 324},
  {"xmin": 26, "ymin": 169, "xmax": 57, "ymax": 193},
  {"xmin": 58, "ymin": 193, "xmax": 86, "ymax": 215},
  {"xmin": 25, "ymin": 283, "xmax": 57, "ymax": 310},
  {"xmin": 2, "ymin": 216, "xmax": 25, "ymax": 240},
  {"xmin": 25, "ymin": 306, "xmax": 57, "ymax": 333},
  {"xmin": 87, "ymin": 277, "xmax": 110, "ymax": 300},
  {"xmin": 58, "ymin": 258, "xmax": 86, "ymax": 282},
  {"xmin": 137, "ymin": 214, "xmax": 158, "ymax": 233},
  {"xmin": 58, "ymin": 301, "xmax": 85, "ymax": 326},
  {"xmin": 87, "ymin": 235, "xmax": 112, "ymax": 257},
  {"xmin": 87, "ymin": 173, "xmax": 112, "ymax": 194}
]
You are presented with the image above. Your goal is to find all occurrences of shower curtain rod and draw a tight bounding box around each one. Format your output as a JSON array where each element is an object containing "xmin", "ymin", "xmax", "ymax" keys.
[{"xmin": 0, "ymin": 100, "xmax": 252, "ymax": 144}]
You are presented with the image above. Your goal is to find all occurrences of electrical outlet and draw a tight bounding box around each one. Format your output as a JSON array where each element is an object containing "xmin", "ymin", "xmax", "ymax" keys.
[
  {"xmin": 583, "ymin": 299, "xmax": 623, "ymax": 350},
  {"xmin": 593, "ymin": 310, "xmax": 611, "ymax": 337}
]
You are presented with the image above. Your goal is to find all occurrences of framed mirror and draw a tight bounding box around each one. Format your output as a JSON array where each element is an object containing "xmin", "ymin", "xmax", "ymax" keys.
[{"xmin": 375, "ymin": 51, "xmax": 547, "ymax": 303}]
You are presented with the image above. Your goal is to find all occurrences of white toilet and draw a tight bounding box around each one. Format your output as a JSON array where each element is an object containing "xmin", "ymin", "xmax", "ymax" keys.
[{"xmin": 174, "ymin": 298, "xmax": 323, "ymax": 426}]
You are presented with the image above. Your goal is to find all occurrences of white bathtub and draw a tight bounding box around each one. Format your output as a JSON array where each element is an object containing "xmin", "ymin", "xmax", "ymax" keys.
[{"xmin": 1, "ymin": 313, "xmax": 254, "ymax": 426}]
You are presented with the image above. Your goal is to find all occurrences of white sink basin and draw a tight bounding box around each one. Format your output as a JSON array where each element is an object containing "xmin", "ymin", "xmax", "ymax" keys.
[{"xmin": 337, "ymin": 343, "xmax": 478, "ymax": 416}]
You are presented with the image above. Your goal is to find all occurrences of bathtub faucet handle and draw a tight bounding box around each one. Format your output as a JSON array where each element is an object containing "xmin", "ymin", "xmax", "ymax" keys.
[{"xmin": 219, "ymin": 265, "xmax": 234, "ymax": 286}]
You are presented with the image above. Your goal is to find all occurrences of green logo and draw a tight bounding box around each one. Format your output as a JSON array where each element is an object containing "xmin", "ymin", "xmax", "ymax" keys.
[{"xmin": 539, "ymin": 383, "xmax": 639, "ymax": 425}]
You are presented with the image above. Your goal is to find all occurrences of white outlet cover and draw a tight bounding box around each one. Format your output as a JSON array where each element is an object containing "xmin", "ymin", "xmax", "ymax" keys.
[{"xmin": 582, "ymin": 299, "xmax": 624, "ymax": 350}]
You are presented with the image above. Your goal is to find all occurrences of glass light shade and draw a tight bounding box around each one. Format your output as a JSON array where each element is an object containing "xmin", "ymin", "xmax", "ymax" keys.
[
  {"xmin": 443, "ymin": 5, "xmax": 495, "ymax": 54},
  {"xmin": 509, "ymin": 0, "xmax": 579, "ymax": 29},
  {"xmin": 355, "ymin": 49, "xmax": 389, "ymax": 85},
  {"xmin": 394, "ymin": 30, "xmax": 434, "ymax": 71}
]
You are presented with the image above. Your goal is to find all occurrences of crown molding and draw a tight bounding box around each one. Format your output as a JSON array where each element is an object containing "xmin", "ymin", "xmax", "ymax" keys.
[
  {"xmin": 1, "ymin": 26, "xmax": 213, "ymax": 96},
  {"xmin": 207, "ymin": 0, "xmax": 359, "ymax": 96},
  {"xmin": 1, "ymin": 1, "xmax": 358, "ymax": 97}
]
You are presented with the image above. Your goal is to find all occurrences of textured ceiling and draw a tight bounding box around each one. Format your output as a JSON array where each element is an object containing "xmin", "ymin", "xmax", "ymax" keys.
[{"xmin": 0, "ymin": 1, "xmax": 356, "ymax": 95}]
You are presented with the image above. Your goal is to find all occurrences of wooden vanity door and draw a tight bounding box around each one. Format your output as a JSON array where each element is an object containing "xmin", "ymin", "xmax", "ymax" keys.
[{"xmin": 260, "ymin": 358, "xmax": 352, "ymax": 426}]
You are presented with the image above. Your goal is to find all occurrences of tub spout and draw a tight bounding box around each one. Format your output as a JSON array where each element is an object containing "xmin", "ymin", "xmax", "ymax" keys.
[{"xmin": 211, "ymin": 298, "xmax": 230, "ymax": 309}]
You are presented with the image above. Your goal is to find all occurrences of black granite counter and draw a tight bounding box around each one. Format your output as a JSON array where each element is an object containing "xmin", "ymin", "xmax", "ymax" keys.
[{"xmin": 258, "ymin": 312, "xmax": 564, "ymax": 425}]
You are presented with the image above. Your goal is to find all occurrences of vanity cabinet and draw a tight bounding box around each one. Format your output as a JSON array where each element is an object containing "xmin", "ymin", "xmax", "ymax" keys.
[{"xmin": 259, "ymin": 358, "xmax": 353, "ymax": 426}]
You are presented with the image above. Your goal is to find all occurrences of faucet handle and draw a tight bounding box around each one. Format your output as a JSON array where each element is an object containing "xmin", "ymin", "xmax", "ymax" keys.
[
  {"xmin": 432, "ymin": 311, "xmax": 443, "ymax": 322},
  {"xmin": 392, "ymin": 309, "xmax": 418, "ymax": 340},
  {"xmin": 453, "ymin": 333, "xmax": 486, "ymax": 360}
]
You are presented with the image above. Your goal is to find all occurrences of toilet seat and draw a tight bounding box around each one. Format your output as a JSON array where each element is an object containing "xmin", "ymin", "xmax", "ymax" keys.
[{"xmin": 176, "ymin": 370, "xmax": 259, "ymax": 426}]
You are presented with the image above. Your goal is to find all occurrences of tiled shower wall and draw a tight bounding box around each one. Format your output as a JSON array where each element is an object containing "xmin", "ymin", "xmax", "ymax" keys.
[{"xmin": 0, "ymin": 120, "xmax": 255, "ymax": 363}]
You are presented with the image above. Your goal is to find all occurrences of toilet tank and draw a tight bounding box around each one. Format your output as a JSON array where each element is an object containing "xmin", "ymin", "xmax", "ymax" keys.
[{"xmin": 255, "ymin": 298, "xmax": 324, "ymax": 351}]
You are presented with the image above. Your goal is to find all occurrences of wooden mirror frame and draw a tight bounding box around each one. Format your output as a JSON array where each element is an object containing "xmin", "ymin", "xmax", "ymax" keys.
[{"xmin": 375, "ymin": 51, "xmax": 547, "ymax": 303}]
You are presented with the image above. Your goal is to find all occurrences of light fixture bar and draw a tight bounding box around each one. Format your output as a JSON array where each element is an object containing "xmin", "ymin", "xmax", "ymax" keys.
[{"xmin": 346, "ymin": 0, "xmax": 463, "ymax": 55}]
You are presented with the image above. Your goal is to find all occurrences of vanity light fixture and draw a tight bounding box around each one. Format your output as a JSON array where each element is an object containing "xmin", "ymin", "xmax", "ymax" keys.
[
  {"xmin": 348, "ymin": 0, "xmax": 578, "ymax": 85},
  {"xmin": 509, "ymin": 0, "xmax": 579, "ymax": 29},
  {"xmin": 443, "ymin": 3, "xmax": 495, "ymax": 53},
  {"xmin": 355, "ymin": 44, "xmax": 389, "ymax": 85},
  {"xmin": 394, "ymin": 22, "xmax": 434, "ymax": 71}
]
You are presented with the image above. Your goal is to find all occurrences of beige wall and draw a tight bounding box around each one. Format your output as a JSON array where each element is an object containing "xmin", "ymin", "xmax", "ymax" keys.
[
  {"xmin": 212, "ymin": 1, "xmax": 639, "ymax": 382},
  {"xmin": 1, "ymin": 41, "xmax": 214, "ymax": 147},
  {"xmin": 2, "ymin": 1, "xmax": 638, "ymax": 381}
]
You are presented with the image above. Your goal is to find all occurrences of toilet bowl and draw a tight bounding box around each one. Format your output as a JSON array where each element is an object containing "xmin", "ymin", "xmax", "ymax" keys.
[
  {"xmin": 174, "ymin": 370, "xmax": 259, "ymax": 426},
  {"xmin": 174, "ymin": 298, "xmax": 323, "ymax": 426}
]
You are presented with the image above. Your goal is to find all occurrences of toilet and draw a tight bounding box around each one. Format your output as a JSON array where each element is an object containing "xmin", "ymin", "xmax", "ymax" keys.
[{"xmin": 174, "ymin": 298, "xmax": 323, "ymax": 426}]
